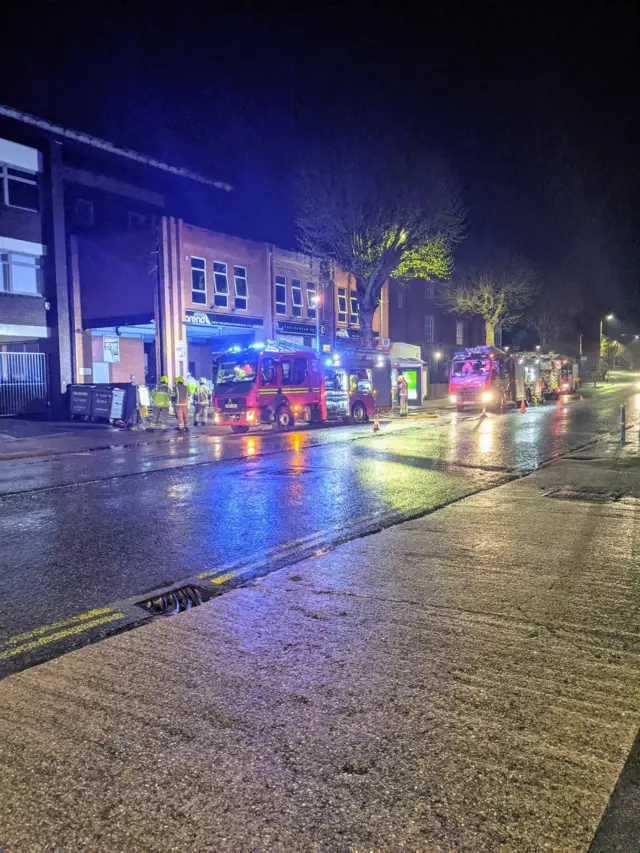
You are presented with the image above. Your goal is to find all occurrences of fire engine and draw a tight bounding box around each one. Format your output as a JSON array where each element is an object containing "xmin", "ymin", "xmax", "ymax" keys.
[
  {"xmin": 212, "ymin": 342, "xmax": 387, "ymax": 433},
  {"xmin": 449, "ymin": 345, "xmax": 514, "ymax": 411}
]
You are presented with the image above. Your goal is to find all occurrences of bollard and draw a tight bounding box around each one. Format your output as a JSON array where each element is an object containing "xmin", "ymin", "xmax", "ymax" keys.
[{"xmin": 620, "ymin": 404, "xmax": 626, "ymax": 444}]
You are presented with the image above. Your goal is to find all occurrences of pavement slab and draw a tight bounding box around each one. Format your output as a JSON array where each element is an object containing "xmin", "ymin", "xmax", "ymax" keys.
[{"xmin": 1, "ymin": 455, "xmax": 639, "ymax": 852}]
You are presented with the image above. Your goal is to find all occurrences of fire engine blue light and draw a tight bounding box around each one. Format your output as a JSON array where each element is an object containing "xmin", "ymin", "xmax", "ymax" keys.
[{"xmin": 324, "ymin": 358, "xmax": 333, "ymax": 366}]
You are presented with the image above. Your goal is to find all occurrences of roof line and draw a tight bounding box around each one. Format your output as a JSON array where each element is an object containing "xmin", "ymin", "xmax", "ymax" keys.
[{"xmin": 0, "ymin": 104, "xmax": 232, "ymax": 192}]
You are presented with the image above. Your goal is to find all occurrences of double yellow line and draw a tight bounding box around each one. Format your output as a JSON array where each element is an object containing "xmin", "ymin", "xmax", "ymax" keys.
[{"xmin": 1, "ymin": 607, "xmax": 126, "ymax": 660}]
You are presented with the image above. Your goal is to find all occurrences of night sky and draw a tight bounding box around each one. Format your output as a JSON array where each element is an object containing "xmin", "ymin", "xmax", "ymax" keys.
[{"xmin": 2, "ymin": 1, "xmax": 638, "ymax": 331}]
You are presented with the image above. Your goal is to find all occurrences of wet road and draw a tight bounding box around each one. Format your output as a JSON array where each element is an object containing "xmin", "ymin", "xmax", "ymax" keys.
[{"xmin": 1, "ymin": 382, "xmax": 638, "ymax": 674}]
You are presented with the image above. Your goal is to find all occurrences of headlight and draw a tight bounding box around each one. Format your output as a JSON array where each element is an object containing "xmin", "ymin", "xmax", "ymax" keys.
[
  {"xmin": 450, "ymin": 394, "xmax": 457, "ymax": 404},
  {"xmin": 213, "ymin": 412, "xmax": 220, "ymax": 423},
  {"xmin": 481, "ymin": 391, "xmax": 493, "ymax": 403},
  {"xmin": 246, "ymin": 410, "xmax": 255, "ymax": 422}
]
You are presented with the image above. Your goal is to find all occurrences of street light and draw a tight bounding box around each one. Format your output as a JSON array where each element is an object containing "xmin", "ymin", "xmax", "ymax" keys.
[
  {"xmin": 600, "ymin": 314, "xmax": 615, "ymax": 355},
  {"xmin": 311, "ymin": 294, "xmax": 322, "ymax": 352}
]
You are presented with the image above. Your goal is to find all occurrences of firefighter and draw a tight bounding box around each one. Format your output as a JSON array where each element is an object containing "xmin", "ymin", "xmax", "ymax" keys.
[
  {"xmin": 397, "ymin": 371, "xmax": 408, "ymax": 416},
  {"xmin": 151, "ymin": 375, "xmax": 171, "ymax": 429},
  {"xmin": 173, "ymin": 376, "xmax": 190, "ymax": 431},
  {"xmin": 194, "ymin": 377, "xmax": 210, "ymax": 426}
]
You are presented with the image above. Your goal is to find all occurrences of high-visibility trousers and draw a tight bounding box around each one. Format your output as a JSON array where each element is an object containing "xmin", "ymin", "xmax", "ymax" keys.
[
  {"xmin": 175, "ymin": 404, "xmax": 189, "ymax": 429},
  {"xmin": 194, "ymin": 403, "xmax": 208, "ymax": 424}
]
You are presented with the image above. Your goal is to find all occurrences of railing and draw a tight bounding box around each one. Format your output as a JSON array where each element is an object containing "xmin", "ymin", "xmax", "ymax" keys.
[{"xmin": 0, "ymin": 352, "xmax": 49, "ymax": 416}]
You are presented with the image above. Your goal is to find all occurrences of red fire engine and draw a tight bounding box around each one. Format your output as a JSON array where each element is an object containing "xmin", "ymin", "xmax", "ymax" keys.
[
  {"xmin": 449, "ymin": 345, "xmax": 514, "ymax": 411},
  {"xmin": 212, "ymin": 344, "xmax": 383, "ymax": 433}
]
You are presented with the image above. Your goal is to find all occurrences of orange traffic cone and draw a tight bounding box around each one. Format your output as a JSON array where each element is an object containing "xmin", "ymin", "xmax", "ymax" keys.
[
  {"xmin": 520, "ymin": 399, "xmax": 527, "ymax": 414},
  {"xmin": 372, "ymin": 415, "xmax": 380, "ymax": 432},
  {"xmin": 556, "ymin": 394, "xmax": 562, "ymax": 405},
  {"xmin": 480, "ymin": 406, "xmax": 487, "ymax": 418}
]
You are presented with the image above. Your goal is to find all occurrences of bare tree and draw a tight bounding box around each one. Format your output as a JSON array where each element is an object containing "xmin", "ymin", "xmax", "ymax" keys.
[
  {"xmin": 440, "ymin": 254, "xmax": 537, "ymax": 346},
  {"xmin": 526, "ymin": 275, "xmax": 582, "ymax": 352},
  {"xmin": 296, "ymin": 131, "xmax": 464, "ymax": 347}
]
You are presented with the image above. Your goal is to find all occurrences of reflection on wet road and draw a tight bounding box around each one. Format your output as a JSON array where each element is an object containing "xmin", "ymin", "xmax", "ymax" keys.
[{"xmin": 1, "ymin": 385, "xmax": 638, "ymax": 669}]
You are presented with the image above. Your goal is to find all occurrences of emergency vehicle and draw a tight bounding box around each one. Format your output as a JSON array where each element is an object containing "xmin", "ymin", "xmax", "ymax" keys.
[
  {"xmin": 212, "ymin": 343, "xmax": 384, "ymax": 433},
  {"xmin": 449, "ymin": 345, "xmax": 514, "ymax": 411},
  {"xmin": 539, "ymin": 354, "xmax": 580, "ymax": 399},
  {"xmin": 514, "ymin": 353, "xmax": 544, "ymax": 404}
]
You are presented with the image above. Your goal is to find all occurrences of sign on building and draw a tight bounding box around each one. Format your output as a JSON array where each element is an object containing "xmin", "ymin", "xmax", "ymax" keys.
[{"xmin": 103, "ymin": 336, "xmax": 120, "ymax": 363}]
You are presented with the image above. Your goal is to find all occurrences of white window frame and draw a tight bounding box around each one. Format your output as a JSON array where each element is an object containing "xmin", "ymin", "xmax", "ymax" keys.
[
  {"xmin": 425, "ymin": 315, "xmax": 434, "ymax": 342},
  {"xmin": 337, "ymin": 287, "xmax": 348, "ymax": 324},
  {"xmin": 213, "ymin": 261, "xmax": 229, "ymax": 308},
  {"xmin": 291, "ymin": 278, "xmax": 303, "ymax": 317},
  {"xmin": 233, "ymin": 265, "xmax": 249, "ymax": 310},
  {"xmin": 350, "ymin": 291, "xmax": 359, "ymax": 325},
  {"xmin": 425, "ymin": 281, "xmax": 435, "ymax": 300},
  {"xmin": 275, "ymin": 275, "xmax": 287, "ymax": 315},
  {"xmin": 306, "ymin": 283, "xmax": 317, "ymax": 319},
  {"xmin": 1, "ymin": 163, "xmax": 39, "ymax": 212},
  {"xmin": 190, "ymin": 257, "xmax": 207, "ymax": 305},
  {"xmin": 456, "ymin": 320, "xmax": 464, "ymax": 346},
  {"xmin": 0, "ymin": 251, "xmax": 43, "ymax": 296}
]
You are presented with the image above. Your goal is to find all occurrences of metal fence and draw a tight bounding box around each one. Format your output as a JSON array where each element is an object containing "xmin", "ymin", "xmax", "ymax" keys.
[{"xmin": 0, "ymin": 352, "xmax": 49, "ymax": 416}]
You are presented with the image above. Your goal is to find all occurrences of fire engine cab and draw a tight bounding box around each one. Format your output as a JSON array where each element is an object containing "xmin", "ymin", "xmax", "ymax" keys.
[
  {"xmin": 449, "ymin": 345, "xmax": 514, "ymax": 411},
  {"xmin": 212, "ymin": 343, "xmax": 381, "ymax": 433}
]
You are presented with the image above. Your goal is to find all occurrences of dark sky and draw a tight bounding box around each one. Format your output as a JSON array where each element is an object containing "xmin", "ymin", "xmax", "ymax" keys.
[{"xmin": 2, "ymin": 0, "xmax": 639, "ymax": 326}]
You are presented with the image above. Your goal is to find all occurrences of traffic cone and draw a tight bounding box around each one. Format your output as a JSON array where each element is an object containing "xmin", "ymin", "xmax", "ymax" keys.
[
  {"xmin": 520, "ymin": 399, "xmax": 527, "ymax": 414},
  {"xmin": 556, "ymin": 394, "xmax": 562, "ymax": 405},
  {"xmin": 480, "ymin": 405, "xmax": 487, "ymax": 418},
  {"xmin": 372, "ymin": 415, "xmax": 380, "ymax": 432}
]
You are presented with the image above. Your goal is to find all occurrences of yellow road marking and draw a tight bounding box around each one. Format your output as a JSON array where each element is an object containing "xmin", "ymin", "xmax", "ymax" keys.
[
  {"xmin": 7, "ymin": 607, "xmax": 116, "ymax": 646},
  {"xmin": 211, "ymin": 572, "xmax": 236, "ymax": 585},
  {"xmin": 1, "ymin": 612, "xmax": 126, "ymax": 660}
]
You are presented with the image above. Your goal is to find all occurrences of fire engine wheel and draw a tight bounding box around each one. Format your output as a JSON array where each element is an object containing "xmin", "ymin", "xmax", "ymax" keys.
[
  {"xmin": 274, "ymin": 405, "xmax": 293, "ymax": 431},
  {"xmin": 231, "ymin": 425, "xmax": 250, "ymax": 434},
  {"xmin": 351, "ymin": 401, "xmax": 368, "ymax": 424}
]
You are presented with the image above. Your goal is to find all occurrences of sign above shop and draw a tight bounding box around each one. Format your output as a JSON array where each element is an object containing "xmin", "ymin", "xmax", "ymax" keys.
[
  {"xmin": 185, "ymin": 310, "xmax": 263, "ymax": 329},
  {"xmin": 336, "ymin": 328, "xmax": 379, "ymax": 340},
  {"xmin": 276, "ymin": 321, "xmax": 325, "ymax": 336}
]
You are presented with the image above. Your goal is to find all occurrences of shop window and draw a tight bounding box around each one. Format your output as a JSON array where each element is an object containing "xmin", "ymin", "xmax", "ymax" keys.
[
  {"xmin": 292, "ymin": 357, "xmax": 307, "ymax": 385},
  {"xmin": 291, "ymin": 279, "xmax": 303, "ymax": 317},
  {"xmin": 233, "ymin": 265, "xmax": 248, "ymax": 310},
  {"xmin": 350, "ymin": 292, "xmax": 359, "ymax": 325},
  {"xmin": 306, "ymin": 283, "xmax": 317, "ymax": 319},
  {"xmin": 456, "ymin": 321, "xmax": 464, "ymax": 346},
  {"xmin": 337, "ymin": 287, "xmax": 347, "ymax": 324},
  {"xmin": 213, "ymin": 261, "xmax": 229, "ymax": 308},
  {"xmin": 2, "ymin": 164, "xmax": 39, "ymax": 212},
  {"xmin": 275, "ymin": 275, "xmax": 287, "ymax": 315},
  {"xmin": 425, "ymin": 281, "xmax": 435, "ymax": 300},
  {"xmin": 191, "ymin": 257, "xmax": 207, "ymax": 305},
  {"xmin": 0, "ymin": 252, "xmax": 42, "ymax": 295},
  {"xmin": 425, "ymin": 315, "xmax": 434, "ymax": 342}
]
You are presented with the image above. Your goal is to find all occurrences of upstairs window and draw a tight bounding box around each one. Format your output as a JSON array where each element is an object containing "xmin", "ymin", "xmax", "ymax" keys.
[
  {"xmin": 306, "ymin": 283, "xmax": 317, "ymax": 319},
  {"xmin": 456, "ymin": 320, "xmax": 464, "ymax": 346},
  {"xmin": 2, "ymin": 165, "xmax": 39, "ymax": 212},
  {"xmin": 350, "ymin": 292, "xmax": 359, "ymax": 325},
  {"xmin": 191, "ymin": 257, "xmax": 207, "ymax": 305},
  {"xmin": 337, "ymin": 287, "xmax": 347, "ymax": 324},
  {"xmin": 1, "ymin": 252, "xmax": 43, "ymax": 295},
  {"xmin": 425, "ymin": 315, "xmax": 434, "ymax": 342},
  {"xmin": 213, "ymin": 261, "xmax": 229, "ymax": 308},
  {"xmin": 291, "ymin": 279, "xmax": 303, "ymax": 317},
  {"xmin": 233, "ymin": 265, "xmax": 248, "ymax": 310},
  {"xmin": 425, "ymin": 281, "xmax": 435, "ymax": 300},
  {"xmin": 275, "ymin": 275, "xmax": 287, "ymax": 315}
]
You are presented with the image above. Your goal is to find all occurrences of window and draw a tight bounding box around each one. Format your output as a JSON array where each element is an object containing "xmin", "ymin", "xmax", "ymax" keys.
[
  {"xmin": 275, "ymin": 275, "xmax": 287, "ymax": 315},
  {"xmin": 425, "ymin": 315, "xmax": 434, "ymax": 342},
  {"xmin": 233, "ymin": 265, "xmax": 249, "ymax": 310},
  {"xmin": 397, "ymin": 290, "xmax": 403, "ymax": 308},
  {"xmin": 350, "ymin": 292, "xmax": 359, "ymax": 325},
  {"xmin": 306, "ymin": 283, "xmax": 317, "ymax": 319},
  {"xmin": 191, "ymin": 257, "xmax": 207, "ymax": 305},
  {"xmin": 456, "ymin": 321, "xmax": 464, "ymax": 346},
  {"xmin": 337, "ymin": 287, "xmax": 347, "ymax": 324},
  {"xmin": 281, "ymin": 358, "xmax": 291, "ymax": 382},
  {"xmin": 260, "ymin": 356, "xmax": 278, "ymax": 385},
  {"xmin": 1, "ymin": 252, "xmax": 43, "ymax": 295},
  {"xmin": 425, "ymin": 281, "xmax": 435, "ymax": 300},
  {"xmin": 75, "ymin": 199, "xmax": 94, "ymax": 226},
  {"xmin": 1, "ymin": 165, "xmax": 39, "ymax": 212},
  {"xmin": 128, "ymin": 211, "xmax": 148, "ymax": 229},
  {"xmin": 292, "ymin": 357, "xmax": 308, "ymax": 385},
  {"xmin": 213, "ymin": 261, "xmax": 229, "ymax": 308},
  {"xmin": 291, "ymin": 279, "xmax": 303, "ymax": 317}
]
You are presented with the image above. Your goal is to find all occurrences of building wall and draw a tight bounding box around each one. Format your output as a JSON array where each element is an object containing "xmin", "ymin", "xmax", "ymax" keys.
[
  {"xmin": 332, "ymin": 268, "xmax": 388, "ymax": 347},
  {"xmin": 89, "ymin": 334, "xmax": 145, "ymax": 384},
  {"xmin": 271, "ymin": 247, "xmax": 324, "ymax": 346}
]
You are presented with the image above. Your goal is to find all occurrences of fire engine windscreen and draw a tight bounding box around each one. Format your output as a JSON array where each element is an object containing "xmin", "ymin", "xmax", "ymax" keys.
[
  {"xmin": 216, "ymin": 353, "xmax": 259, "ymax": 387},
  {"xmin": 451, "ymin": 358, "xmax": 491, "ymax": 376}
]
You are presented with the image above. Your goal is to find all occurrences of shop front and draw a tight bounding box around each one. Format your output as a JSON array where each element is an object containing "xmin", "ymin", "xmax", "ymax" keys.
[
  {"xmin": 275, "ymin": 320, "xmax": 326, "ymax": 350},
  {"xmin": 184, "ymin": 309, "xmax": 265, "ymax": 382},
  {"xmin": 390, "ymin": 342, "xmax": 427, "ymax": 407}
]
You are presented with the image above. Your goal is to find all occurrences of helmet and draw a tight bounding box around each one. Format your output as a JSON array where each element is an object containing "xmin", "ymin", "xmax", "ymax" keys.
[
  {"xmin": 175, "ymin": 376, "xmax": 184, "ymax": 384},
  {"xmin": 160, "ymin": 375, "xmax": 168, "ymax": 384},
  {"xmin": 199, "ymin": 377, "xmax": 206, "ymax": 384}
]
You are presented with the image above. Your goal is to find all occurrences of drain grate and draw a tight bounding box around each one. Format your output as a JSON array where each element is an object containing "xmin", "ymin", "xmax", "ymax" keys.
[
  {"xmin": 136, "ymin": 584, "xmax": 214, "ymax": 616},
  {"xmin": 543, "ymin": 485, "xmax": 628, "ymax": 502}
]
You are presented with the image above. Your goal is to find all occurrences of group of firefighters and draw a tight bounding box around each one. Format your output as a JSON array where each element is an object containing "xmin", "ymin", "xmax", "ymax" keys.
[{"xmin": 149, "ymin": 375, "xmax": 211, "ymax": 431}]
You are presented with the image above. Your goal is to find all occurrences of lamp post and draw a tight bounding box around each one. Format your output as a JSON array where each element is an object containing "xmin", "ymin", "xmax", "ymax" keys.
[
  {"xmin": 311, "ymin": 295, "xmax": 322, "ymax": 352},
  {"xmin": 600, "ymin": 314, "xmax": 614, "ymax": 356}
]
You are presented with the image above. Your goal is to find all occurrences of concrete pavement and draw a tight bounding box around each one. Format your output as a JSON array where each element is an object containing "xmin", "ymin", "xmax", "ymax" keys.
[{"xmin": 1, "ymin": 440, "xmax": 639, "ymax": 851}]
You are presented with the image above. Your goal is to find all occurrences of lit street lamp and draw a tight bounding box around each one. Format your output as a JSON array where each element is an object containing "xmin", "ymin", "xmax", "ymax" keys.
[{"xmin": 600, "ymin": 314, "xmax": 615, "ymax": 355}]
